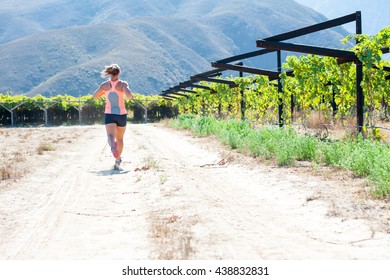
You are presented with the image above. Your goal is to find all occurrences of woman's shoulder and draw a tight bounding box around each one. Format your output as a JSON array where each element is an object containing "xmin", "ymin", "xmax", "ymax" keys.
[
  {"xmin": 119, "ymin": 80, "xmax": 129, "ymax": 88},
  {"xmin": 100, "ymin": 81, "xmax": 111, "ymax": 90}
]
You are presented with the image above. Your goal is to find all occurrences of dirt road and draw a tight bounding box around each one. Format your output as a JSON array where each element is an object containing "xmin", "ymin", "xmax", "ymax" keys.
[{"xmin": 0, "ymin": 124, "xmax": 389, "ymax": 259}]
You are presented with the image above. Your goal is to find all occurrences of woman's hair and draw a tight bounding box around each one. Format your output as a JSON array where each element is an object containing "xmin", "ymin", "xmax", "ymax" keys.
[{"xmin": 101, "ymin": 64, "xmax": 121, "ymax": 78}]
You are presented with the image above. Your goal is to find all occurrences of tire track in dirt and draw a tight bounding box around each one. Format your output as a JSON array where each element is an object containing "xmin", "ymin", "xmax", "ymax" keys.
[
  {"xmin": 133, "ymin": 125, "xmax": 302, "ymax": 259},
  {"xmin": 11, "ymin": 154, "xmax": 94, "ymax": 258},
  {"xmin": 1, "ymin": 126, "xmax": 150, "ymax": 259},
  {"xmin": 4, "ymin": 130, "xmax": 107, "ymax": 258}
]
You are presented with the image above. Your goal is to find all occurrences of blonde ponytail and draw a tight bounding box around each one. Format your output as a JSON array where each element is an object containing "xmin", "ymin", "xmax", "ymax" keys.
[{"xmin": 101, "ymin": 64, "xmax": 121, "ymax": 78}]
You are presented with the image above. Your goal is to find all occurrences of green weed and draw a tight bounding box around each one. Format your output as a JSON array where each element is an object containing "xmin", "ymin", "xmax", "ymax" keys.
[{"xmin": 169, "ymin": 115, "xmax": 390, "ymax": 198}]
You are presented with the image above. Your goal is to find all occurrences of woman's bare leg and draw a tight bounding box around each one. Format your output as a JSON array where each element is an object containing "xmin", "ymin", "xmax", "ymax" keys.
[
  {"xmin": 105, "ymin": 123, "xmax": 119, "ymax": 158},
  {"xmin": 115, "ymin": 125, "xmax": 127, "ymax": 158}
]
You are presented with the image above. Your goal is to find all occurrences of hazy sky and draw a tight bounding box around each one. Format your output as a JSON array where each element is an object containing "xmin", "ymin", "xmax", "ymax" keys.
[{"xmin": 295, "ymin": 0, "xmax": 390, "ymax": 34}]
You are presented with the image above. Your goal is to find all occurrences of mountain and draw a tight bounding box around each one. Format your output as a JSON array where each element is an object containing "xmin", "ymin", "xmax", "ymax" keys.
[
  {"xmin": 0, "ymin": 0, "xmax": 352, "ymax": 96},
  {"xmin": 294, "ymin": 0, "xmax": 390, "ymax": 35}
]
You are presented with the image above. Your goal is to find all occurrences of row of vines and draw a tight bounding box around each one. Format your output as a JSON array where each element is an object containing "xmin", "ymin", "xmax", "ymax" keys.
[
  {"xmin": 0, "ymin": 94, "xmax": 177, "ymax": 126},
  {"xmin": 174, "ymin": 27, "xmax": 390, "ymax": 135}
]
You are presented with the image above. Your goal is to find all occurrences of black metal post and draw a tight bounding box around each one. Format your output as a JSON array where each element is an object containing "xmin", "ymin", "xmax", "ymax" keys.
[
  {"xmin": 277, "ymin": 50, "xmax": 283, "ymax": 127},
  {"xmin": 240, "ymin": 70, "xmax": 245, "ymax": 120},
  {"xmin": 291, "ymin": 94, "xmax": 295, "ymax": 122},
  {"xmin": 355, "ymin": 11, "xmax": 364, "ymax": 134},
  {"xmin": 331, "ymin": 88, "xmax": 337, "ymax": 116}
]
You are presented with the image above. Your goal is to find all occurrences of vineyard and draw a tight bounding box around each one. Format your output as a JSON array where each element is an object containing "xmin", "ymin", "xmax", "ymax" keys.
[
  {"xmin": 160, "ymin": 13, "xmax": 390, "ymax": 198},
  {"xmin": 162, "ymin": 13, "xmax": 390, "ymax": 139},
  {"xmin": 0, "ymin": 94, "xmax": 176, "ymax": 126},
  {"xmin": 163, "ymin": 25, "xmax": 390, "ymax": 196}
]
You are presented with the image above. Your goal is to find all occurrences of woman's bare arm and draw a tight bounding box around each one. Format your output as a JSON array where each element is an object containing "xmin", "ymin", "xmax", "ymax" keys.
[
  {"xmin": 92, "ymin": 83, "xmax": 106, "ymax": 99},
  {"xmin": 122, "ymin": 81, "xmax": 134, "ymax": 100}
]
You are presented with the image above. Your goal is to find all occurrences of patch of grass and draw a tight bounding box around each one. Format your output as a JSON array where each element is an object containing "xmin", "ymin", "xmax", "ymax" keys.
[
  {"xmin": 217, "ymin": 119, "xmax": 251, "ymax": 150},
  {"xmin": 0, "ymin": 162, "xmax": 23, "ymax": 181},
  {"xmin": 0, "ymin": 164, "xmax": 12, "ymax": 180},
  {"xmin": 52, "ymin": 136, "xmax": 65, "ymax": 144},
  {"xmin": 325, "ymin": 136, "xmax": 390, "ymax": 197},
  {"xmin": 20, "ymin": 130, "xmax": 33, "ymax": 140},
  {"xmin": 148, "ymin": 210, "xmax": 194, "ymax": 260},
  {"xmin": 143, "ymin": 155, "xmax": 159, "ymax": 169},
  {"xmin": 0, "ymin": 152, "xmax": 26, "ymax": 181},
  {"xmin": 169, "ymin": 114, "xmax": 390, "ymax": 198},
  {"xmin": 169, "ymin": 114, "xmax": 195, "ymax": 130},
  {"xmin": 160, "ymin": 174, "xmax": 168, "ymax": 185},
  {"xmin": 11, "ymin": 152, "xmax": 26, "ymax": 163},
  {"xmin": 36, "ymin": 143, "xmax": 55, "ymax": 155}
]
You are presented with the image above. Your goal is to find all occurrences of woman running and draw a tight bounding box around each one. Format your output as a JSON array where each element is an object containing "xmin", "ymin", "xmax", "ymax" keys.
[{"xmin": 93, "ymin": 64, "xmax": 134, "ymax": 170}]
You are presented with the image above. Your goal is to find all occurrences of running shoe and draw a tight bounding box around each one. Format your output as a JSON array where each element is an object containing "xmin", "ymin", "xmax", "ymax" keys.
[{"xmin": 114, "ymin": 157, "xmax": 122, "ymax": 170}]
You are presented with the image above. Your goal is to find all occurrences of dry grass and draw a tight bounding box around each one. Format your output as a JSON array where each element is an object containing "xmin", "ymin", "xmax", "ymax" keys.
[
  {"xmin": 148, "ymin": 210, "xmax": 196, "ymax": 260},
  {"xmin": 0, "ymin": 151, "xmax": 27, "ymax": 182},
  {"xmin": 20, "ymin": 130, "xmax": 33, "ymax": 140},
  {"xmin": 0, "ymin": 162, "xmax": 24, "ymax": 182},
  {"xmin": 0, "ymin": 126, "xmax": 84, "ymax": 186},
  {"xmin": 142, "ymin": 155, "xmax": 159, "ymax": 169},
  {"xmin": 36, "ymin": 143, "xmax": 55, "ymax": 155},
  {"xmin": 0, "ymin": 129, "xmax": 10, "ymax": 137},
  {"xmin": 293, "ymin": 111, "xmax": 390, "ymax": 143},
  {"xmin": 52, "ymin": 137, "xmax": 65, "ymax": 144},
  {"xmin": 0, "ymin": 164, "xmax": 13, "ymax": 181},
  {"xmin": 12, "ymin": 151, "xmax": 25, "ymax": 163}
]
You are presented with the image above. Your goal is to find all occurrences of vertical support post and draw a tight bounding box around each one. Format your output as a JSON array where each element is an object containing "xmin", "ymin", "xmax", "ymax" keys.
[
  {"xmin": 356, "ymin": 62, "xmax": 364, "ymax": 132},
  {"xmin": 0, "ymin": 101, "xmax": 28, "ymax": 127},
  {"xmin": 240, "ymin": 70, "xmax": 245, "ymax": 121},
  {"xmin": 67, "ymin": 99, "xmax": 93, "ymax": 126},
  {"xmin": 32, "ymin": 101, "xmax": 59, "ymax": 127},
  {"xmin": 78, "ymin": 98, "xmax": 82, "ymax": 126},
  {"xmin": 331, "ymin": 88, "xmax": 337, "ymax": 116},
  {"xmin": 10, "ymin": 111, "xmax": 14, "ymax": 127},
  {"xmin": 290, "ymin": 94, "xmax": 294, "ymax": 122},
  {"xmin": 44, "ymin": 110, "xmax": 48, "ymax": 126},
  {"xmin": 277, "ymin": 50, "xmax": 284, "ymax": 127},
  {"xmin": 134, "ymin": 100, "xmax": 157, "ymax": 124},
  {"xmin": 355, "ymin": 11, "xmax": 364, "ymax": 134},
  {"xmin": 79, "ymin": 109, "xmax": 82, "ymax": 125}
]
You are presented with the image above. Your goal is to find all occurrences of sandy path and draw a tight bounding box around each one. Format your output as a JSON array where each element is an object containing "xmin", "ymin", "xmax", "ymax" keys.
[{"xmin": 0, "ymin": 124, "xmax": 389, "ymax": 259}]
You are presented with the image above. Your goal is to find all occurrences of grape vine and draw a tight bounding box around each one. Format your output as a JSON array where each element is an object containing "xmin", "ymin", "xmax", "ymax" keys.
[{"xmin": 174, "ymin": 28, "xmax": 390, "ymax": 132}]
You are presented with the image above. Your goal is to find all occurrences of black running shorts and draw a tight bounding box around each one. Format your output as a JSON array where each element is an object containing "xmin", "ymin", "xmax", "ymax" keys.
[{"xmin": 104, "ymin": 114, "xmax": 127, "ymax": 127}]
